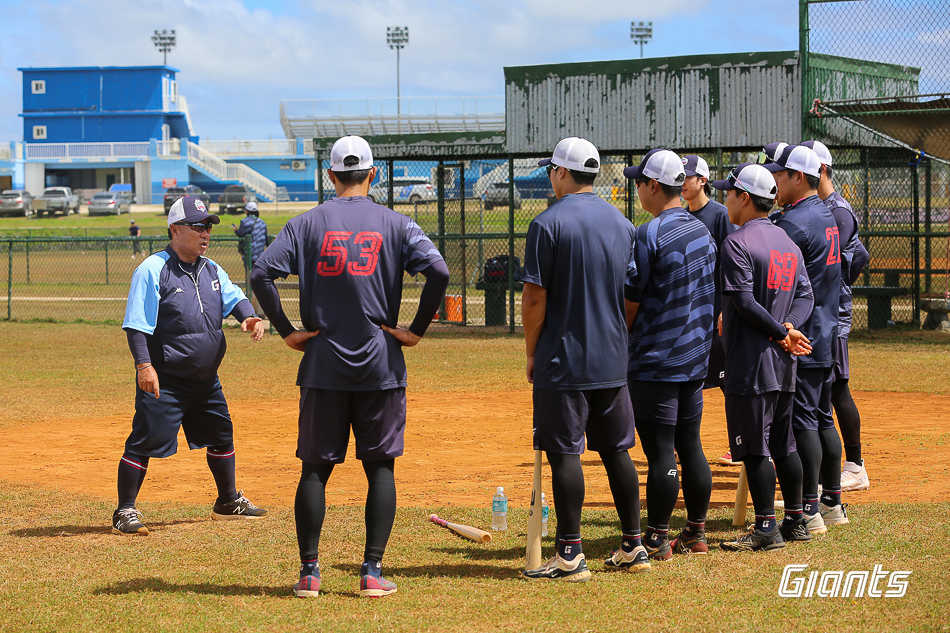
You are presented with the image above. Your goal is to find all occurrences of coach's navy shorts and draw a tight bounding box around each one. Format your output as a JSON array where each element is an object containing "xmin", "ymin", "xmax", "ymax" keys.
[
  {"xmin": 725, "ymin": 390, "xmax": 796, "ymax": 460},
  {"xmin": 832, "ymin": 336, "xmax": 850, "ymax": 382},
  {"xmin": 126, "ymin": 374, "xmax": 234, "ymax": 458},
  {"xmin": 298, "ymin": 387, "xmax": 406, "ymax": 464},
  {"xmin": 792, "ymin": 367, "xmax": 835, "ymax": 432},
  {"xmin": 703, "ymin": 330, "xmax": 726, "ymax": 390},
  {"xmin": 533, "ymin": 386, "xmax": 635, "ymax": 455},
  {"xmin": 628, "ymin": 379, "xmax": 704, "ymax": 427}
]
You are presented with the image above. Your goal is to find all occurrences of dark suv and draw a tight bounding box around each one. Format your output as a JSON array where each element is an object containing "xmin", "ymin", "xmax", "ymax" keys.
[
  {"xmin": 218, "ymin": 185, "xmax": 257, "ymax": 215},
  {"xmin": 164, "ymin": 185, "xmax": 212, "ymax": 215}
]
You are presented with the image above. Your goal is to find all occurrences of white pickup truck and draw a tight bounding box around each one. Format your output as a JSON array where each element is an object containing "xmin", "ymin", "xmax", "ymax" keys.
[{"xmin": 33, "ymin": 187, "xmax": 81, "ymax": 217}]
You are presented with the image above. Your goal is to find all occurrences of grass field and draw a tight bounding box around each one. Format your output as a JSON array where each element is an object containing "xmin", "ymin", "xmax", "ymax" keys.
[{"xmin": 0, "ymin": 322, "xmax": 948, "ymax": 631}]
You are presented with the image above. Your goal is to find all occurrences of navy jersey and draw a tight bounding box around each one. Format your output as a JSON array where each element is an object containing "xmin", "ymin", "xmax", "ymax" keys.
[
  {"xmin": 522, "ymin": 192, "xmax": 636, "ymax": 390},
  {"xmin": 689, "ymin": 198, "xmax": 736, "ymax": 320},
  {"xmin": 824, "ymin": 191, "xmax": 862, "ymax": 336},
  {"xmin": 720, "ymin": 218, "xmax": 814, "ymax": 395},
  {"xmin": 253, "ymin": 196, "xmax": 444, "ymax": 391},
  {"xmin": 770, "ymin": 195, "xmax": 841, "ymax": 368},
  {"xmin": 626, "ymin": 207, "xmax": 716, "ymax": 382},
  {"xmin": 123, "ymin": 246, "xmax": 254, "ymax": 381}
]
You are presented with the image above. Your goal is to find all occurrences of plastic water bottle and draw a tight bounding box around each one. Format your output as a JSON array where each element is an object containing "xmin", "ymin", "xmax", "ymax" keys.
[
  {"xmin": 492, "ymin": 486, "xmax": 508, "ymax": 531},
  {"xmin": 541, "ymin": 493, "xmax": 549, "ymax": 537}
]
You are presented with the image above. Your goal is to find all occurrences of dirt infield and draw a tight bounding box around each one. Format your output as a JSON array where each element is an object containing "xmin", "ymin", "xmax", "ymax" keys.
[{"xmin": 1, "ymin": 390, "xmax": 947, "ymax": 511}]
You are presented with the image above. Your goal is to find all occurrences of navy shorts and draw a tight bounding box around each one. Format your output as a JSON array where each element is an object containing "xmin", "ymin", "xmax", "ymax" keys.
[
  {"xmin": 703, "ymin": 330, "xmax": 726, "ymax": 390},
  {"xmin": 725, "ymin": 390, "xmax": 796, "ymax": 460},
  {"xmin": 298, "ymin": 388, "xmax": 406, "ymax": 464},
  {"xmin": 792, "ymin": 367, "xmax": 835, "ymax": 433},
  {"xmin": 126, "ymin": 374, "xmax": 234, "ymax": 458},
  {"xmin": 628, "ymin": 379, "xmax": 704, "ymax": 426},
  {"xmin": 832, "ymin": 336, "xmax": 850, "ymax": 382},
  {"xmin": 532, "ymin": 386, "xmax": 636, "ymax": 455}
]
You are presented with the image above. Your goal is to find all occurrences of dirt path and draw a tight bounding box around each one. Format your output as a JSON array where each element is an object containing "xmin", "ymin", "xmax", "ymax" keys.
[{"xmin": 1, "ymin": 390, "xmax": 947, "ymax": 510}]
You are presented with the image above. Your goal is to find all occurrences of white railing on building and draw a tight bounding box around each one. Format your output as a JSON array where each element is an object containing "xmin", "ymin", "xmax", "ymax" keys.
[
  {"xmin": 186, "ymin": 141, "xmax": 230, "ymax": 180},
  {"xmin": 280, "ymin": 96, "xmax": 505, "ymax": 139},
  {"xmin": 0, "ymin": 146, "xmax": 10, "ymax": 160},
  {"xmin": 25, "ymin": 142, "xmax": 151, "ymax": 160},
  {"xmin": 185, "ymin": 141, "xmax": 277, "ymax": 202},
  {"xmin": 199, "ymin": 139, "xmax": 297, "ymax": 157},
  {"xmin": 155, "ymin": 139, "xmax": 181, "ymax": 157}
]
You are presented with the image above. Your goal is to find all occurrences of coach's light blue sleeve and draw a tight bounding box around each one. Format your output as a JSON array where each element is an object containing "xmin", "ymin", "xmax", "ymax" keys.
[
  {"xmin": 122, "ymin": 254, "xmax": 167, "ymax": 334},
  {"xmin": 212, "ymin": 259, "xmax": 249, "ymax": 316}
]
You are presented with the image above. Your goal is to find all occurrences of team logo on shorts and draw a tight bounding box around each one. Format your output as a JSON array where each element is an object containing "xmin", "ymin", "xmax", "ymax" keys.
[
  {"xmin": 211, "ymin": 279, "xmax": 221, "ymax": 292},
  {"xmin": 194, "ymin": 199, "xmax": 207, "ymax": 213},
  {"xmin": 735, "ymin": 436, "xmax": 742, "ymax": 445}
]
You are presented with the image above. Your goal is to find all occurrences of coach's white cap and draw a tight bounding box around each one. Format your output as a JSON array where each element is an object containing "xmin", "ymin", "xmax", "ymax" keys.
[
  {"xmin": 623, "ymin": 149, "xmax": 687, "ymax": 186},
  {"xmin": 801, "ymin": 140, "xmax": 833, "ymax": 166},
  {"xmin": 330, "ymin": 135, "xmax": 373, "ymax": 172},
  {"xmin": 763, "ymin": 144, "xmax": 822, "ymax": 178},
  {"xmin": 167, "ymin": 195, "xmax": 219, "ymax": 226},
  {"xmin": 710, "ymin": 163, "xmax": 778, "ymax": 200},
  {"xmin": 682, "ymin": 155, "xmax": 710, "ymax": 179},
  {"xmin": 538, "ymin": 137, "xmax": 601, "ymax": 173}
]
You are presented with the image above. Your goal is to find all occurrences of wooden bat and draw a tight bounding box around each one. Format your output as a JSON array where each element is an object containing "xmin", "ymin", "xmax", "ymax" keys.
[
  {"xmin": 429, "ymin": 514, "xmax": 492, "ymax": 544},
  {"xmin": 525, "ymin": 449, "xmax": 543, "ymax": 570},
  {"xmin": 733, "ymin": 462, "xmax": 749, "ymax": 526}
]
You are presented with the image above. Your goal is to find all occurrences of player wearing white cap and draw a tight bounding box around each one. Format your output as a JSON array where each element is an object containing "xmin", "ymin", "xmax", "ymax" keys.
[{"xmin": 801, "ymin": 140, "xmax": 871, "ymax": 492}]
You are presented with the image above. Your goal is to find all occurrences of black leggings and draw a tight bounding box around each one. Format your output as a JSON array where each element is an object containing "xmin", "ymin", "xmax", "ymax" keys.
[
  {"xmin": 636, "ymin": 419, "xmax": 712, "ymax": 526},
  {"xmin": 832, "ymin": 379, "xmax": 862, "ymax": 463},
  {"xmin": 295, "ymin": 459, "xmax": 396, "ymax": 563}
]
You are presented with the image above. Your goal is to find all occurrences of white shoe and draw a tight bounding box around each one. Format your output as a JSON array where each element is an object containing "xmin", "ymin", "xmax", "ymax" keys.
[
  {"xmin": 840, "ymin": 461, "xmax": 870, "ymax": 492},
  {"xmin": 804, "ymin": 512, "xmax": 827, "ymax": 534},
  {"xmin": 819, "ymin": 502, "xmax": 850, "ymax": 527}
]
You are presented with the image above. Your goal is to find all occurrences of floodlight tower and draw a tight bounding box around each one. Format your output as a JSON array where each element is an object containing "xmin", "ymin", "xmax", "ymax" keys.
[
  {"xmin": 152, "ymin": 29, "xmax": 176, "ymax": 65},
  {"xmin": 630, "ymin": 21, "xmax": 653, "ymax": 58},
  {"xmin": 387, "ymin": 26, "xmax": 409, "ymax": 117}
]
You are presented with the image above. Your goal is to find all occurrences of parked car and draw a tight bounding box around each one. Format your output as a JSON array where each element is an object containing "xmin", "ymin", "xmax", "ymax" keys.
[
  {"xmin": 87, "ymin": 192, "xmax": 131, "ymax": 216},
  {"xmin": 163, "ymin": 185, "xmax": 211, "ymax": 214},
  {"xmin": 0, "ymin": 190, "xmax": 34, "ymax": 217},
  {"xmin": 368, "ymin": 177, "xmax": 436, "ymax": 205},
  {"xmin": 34, "ymin": 187, "xmax": 80, "ymax": 217},
  {"xmin": 483, "ymin": 181, "xmax": 522, "ymax": 210},
  {"xmin": 218, "ymin": 184, "xmax": 257, "ymax": 215}
]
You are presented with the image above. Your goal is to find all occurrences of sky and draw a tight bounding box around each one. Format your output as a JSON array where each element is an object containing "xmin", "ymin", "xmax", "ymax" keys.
[{"xmin": 0, "ymin": 0, "xmax": 946, "ymax": 143}]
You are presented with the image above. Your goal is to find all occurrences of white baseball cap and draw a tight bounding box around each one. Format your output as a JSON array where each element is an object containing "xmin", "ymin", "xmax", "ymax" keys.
[
  {"xmin": 710, "ymin": 163, "xmax": 778, "ymax": 200},
  {"xmin": 801, "ymin": 140, "xmax": 833, "ymax": 166},
  {"xmin": 538, "ymin": 137, "xmax": 601, "ymax": 173},
  {"xmin": 330, "ymin": 135, "xmax": 373, "ymax": 172},
  {"xmin": 167, "ymin": 195, "xmax": 220, "ymax": 226},
  {"xmin": 682, "ymin": 155, "xmax": 710, "ymax": 179},
  {"xmin": 763, "ymin": 144, "xmax": 822, "ymax": 178},
  {"xmin": 758, "ymin": 142, "xmax": 789, "ymax": 165},
  {"xmin": 623, "ymin": 149, "xmax": 687, "ymax": 186}
]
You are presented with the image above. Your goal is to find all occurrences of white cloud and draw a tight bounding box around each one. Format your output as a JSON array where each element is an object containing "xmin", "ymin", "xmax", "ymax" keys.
[{"xmin": 918, "ymin": 28, "xmax": 950, "ymax": 47}]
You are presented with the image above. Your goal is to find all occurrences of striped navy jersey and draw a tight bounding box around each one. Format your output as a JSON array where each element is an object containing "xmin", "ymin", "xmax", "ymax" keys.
[
  {"xmin": 625, "ymin": 207, "xmax": 717, "ymax": 382},
  {"xmin": 770, "ymin": 195, "xmax": 841, "ymax": 367},
  {"xmin": 689, "ymin": 198, "xmax": 736, "ymax": 322},
  {"xmin": 824, "ymin": 191, "xmax": 862, "ymax": 337}
]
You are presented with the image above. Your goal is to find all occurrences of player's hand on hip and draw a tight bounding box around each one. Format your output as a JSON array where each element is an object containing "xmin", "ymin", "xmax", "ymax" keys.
[
  {"xmin": 283, "ymin": 329, "xmax": 319, "ymax": 352},
  {"xmin": 137, "ymin": 366, "xmax": 160, "ymax": 399},
  {"xmin": 380, "ymin": 324, "xmax": 421, "ymax": 347},
  {"xmin": 526, "ymin": 356, "xmax": 534, "ymax": 384},
  {"xmin": 242, "ymin": 316, "xmax": 265, "ymax": 341}
]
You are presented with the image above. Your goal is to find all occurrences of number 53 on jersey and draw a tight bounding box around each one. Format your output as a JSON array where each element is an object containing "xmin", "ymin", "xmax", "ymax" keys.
[{"xmin": 317, "ymin": 231, "xmax": 384, "ymax": 277}]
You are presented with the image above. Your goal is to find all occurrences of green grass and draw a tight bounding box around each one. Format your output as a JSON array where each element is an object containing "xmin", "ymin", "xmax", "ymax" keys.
[{"xmin": 0, "ymin": 483, "xmax": 945, "ymax": 632}]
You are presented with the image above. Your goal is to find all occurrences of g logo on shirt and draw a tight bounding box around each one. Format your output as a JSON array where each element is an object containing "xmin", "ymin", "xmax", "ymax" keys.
[{"xmin": 211, "ymin": 279, "xmax": 221, "ymax": 293}]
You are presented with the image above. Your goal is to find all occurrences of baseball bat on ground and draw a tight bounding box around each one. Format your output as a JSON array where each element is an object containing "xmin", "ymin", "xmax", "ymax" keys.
[
  {"xmin": 429, "ymin": 514, "xmax": 492, "ymax": 544},
  {"xmin": 733, "ymin": 462, "xmax": 750, "ymax": 526},
  {"xmin": 525, "ymin": 449, "xmax": 543, "ymax": 570}
]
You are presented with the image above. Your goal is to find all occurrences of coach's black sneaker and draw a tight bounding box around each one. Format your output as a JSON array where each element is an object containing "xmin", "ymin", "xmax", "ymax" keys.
[
  {"xmin": 644, "ymin": 538, "xmax": 673, "ymax": 561},
  {"xmin": 112, "ymin": 507, "xmax": 149, "ymax": 536},
  {"xmin": 604, "ymin": 545, "xmax": 651, "ymax": 572},
  {"xmin": 779, "ymin": 518, "xmax": 813, "ymax": 542},
  {"xmin": 720, "ymin": 527, "xmax": 785, "ymax": 552},
  {"xmin": 523, "ymin": 554, "xmax": 591, "ymax": 582},
  {"xmin": 211, "ymin": 491, "xmax": 268, "ymax": 520}
]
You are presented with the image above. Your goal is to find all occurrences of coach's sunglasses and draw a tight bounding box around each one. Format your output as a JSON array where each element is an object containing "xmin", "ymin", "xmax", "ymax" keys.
[{"xmin": 175, "ymin": 221, "xmax": 214, "ymax": 233}]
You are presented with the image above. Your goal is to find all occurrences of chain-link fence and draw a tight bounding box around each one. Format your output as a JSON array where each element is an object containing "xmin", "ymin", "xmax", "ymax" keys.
[{"xmin": 804, "ymin": 0, "xmax": 950, "ymax": 329}]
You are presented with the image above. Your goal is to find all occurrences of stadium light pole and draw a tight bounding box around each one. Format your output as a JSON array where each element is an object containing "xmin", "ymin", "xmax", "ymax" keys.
[
  {"xmin": 152, "ymin": 29, "xmax": 176, "ymax": 65},
  {"xmin": 387, "ymin": 26, "xmax": 409, "ymax": 129},
  {"xmin": 630, "ymin": 21, "xmax": 653, "ymax": 58}
]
